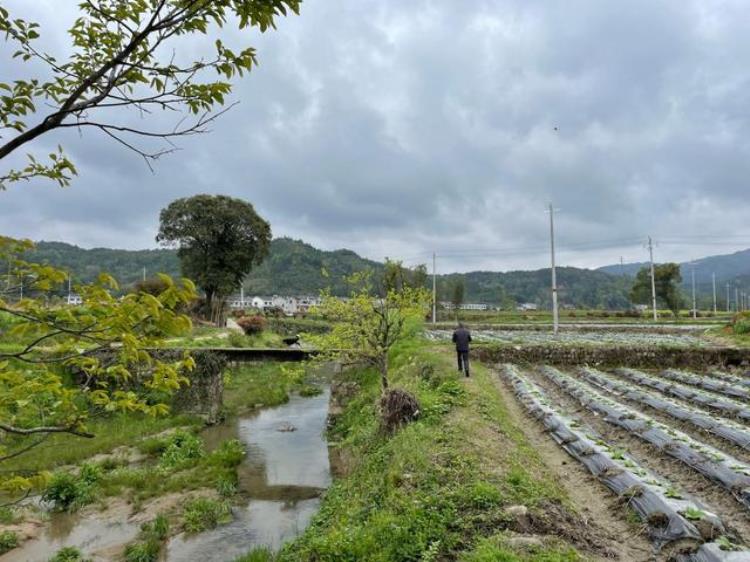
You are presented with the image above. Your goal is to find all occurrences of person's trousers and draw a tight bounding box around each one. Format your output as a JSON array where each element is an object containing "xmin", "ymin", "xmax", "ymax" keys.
[{"xmin": 456, "ymin": 350, "xmax": 470, "ymax": 375}]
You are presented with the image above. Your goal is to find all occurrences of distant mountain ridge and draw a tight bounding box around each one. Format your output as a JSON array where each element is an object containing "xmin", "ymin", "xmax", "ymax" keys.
[
  {"xmin": 23, "ymin": 238, "xmax": 632, "ymax": 308},
  {"xmin": 598, "ymin": 248, "xmax": 750, "ymax": 304}
]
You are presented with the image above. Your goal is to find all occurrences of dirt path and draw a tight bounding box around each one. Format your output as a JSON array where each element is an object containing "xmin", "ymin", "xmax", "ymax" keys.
[
  {"xmin": 491, "ymin": 370, "xmax": 655, "ymax": 562},
  {"xmin": 521, "ymin": 367, "xmax": 750, "ymax": 547}
]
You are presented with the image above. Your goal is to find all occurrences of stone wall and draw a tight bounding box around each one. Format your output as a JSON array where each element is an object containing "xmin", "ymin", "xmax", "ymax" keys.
[
  {"xmin": 171, "ymin": 350, "xmax": 227, "ymax": 424},
  {"xmin": 475, "ymin": 344, "xmax": 750, "ymax": 370}
]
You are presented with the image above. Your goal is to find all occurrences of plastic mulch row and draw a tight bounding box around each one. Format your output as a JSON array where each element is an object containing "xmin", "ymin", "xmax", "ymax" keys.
[
  {"xmin": 614, "ymin": 368, "xmax": 750, "ymax": 424},
  {"xmin": 539, "ymin": 367, "xmax": 750, "ymax": 511},
  {"xmin": 578, "ymin": 368, "xmax": 750, "ymax": 451},
  {"xmin": 501, "ymin": 366, "xmax": 705, "ymax": 548},
  {"xmin": 660, "ymin": 370, "xmax": 750, "ymax": 402}
]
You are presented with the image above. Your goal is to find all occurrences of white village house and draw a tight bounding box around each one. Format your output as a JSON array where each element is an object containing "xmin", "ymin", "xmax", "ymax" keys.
[{"xmin": 227, "ymin": 294, "xmax": 321, "ymax": 316}]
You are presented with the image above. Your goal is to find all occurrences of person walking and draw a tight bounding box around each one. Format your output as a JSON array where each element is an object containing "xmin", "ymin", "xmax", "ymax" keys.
[{"xmin": 452, "ymin": 322, "xmax": 472, "ymax": 377}]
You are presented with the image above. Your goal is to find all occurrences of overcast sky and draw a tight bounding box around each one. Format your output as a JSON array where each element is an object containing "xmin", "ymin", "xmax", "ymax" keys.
[{"xmin": 2, "ymin": 0, "xmax": 750, "ymax": 273}]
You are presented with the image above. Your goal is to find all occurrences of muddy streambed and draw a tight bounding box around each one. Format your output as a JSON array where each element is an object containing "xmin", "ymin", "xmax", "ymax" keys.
[{"xmin": 2, "ymin": 386, "xmax": 333, "ymax": 562}]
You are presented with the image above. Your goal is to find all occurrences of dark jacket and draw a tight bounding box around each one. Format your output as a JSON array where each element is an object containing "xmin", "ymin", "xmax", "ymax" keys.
[{"xmin": 452, "ymin": 327, "xmax": 472, "ymax": 352}]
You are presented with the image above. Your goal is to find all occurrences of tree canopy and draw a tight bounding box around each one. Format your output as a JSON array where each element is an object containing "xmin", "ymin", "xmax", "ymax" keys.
[
  {"xmin": 311, "ymin": 270, "xmax": 430, "ymax": 392},
  {"xmin": 0, "ymin": 0, "xmax": 300, "ymax": 189},
  {"xmin": 630, "ymin": 263, "xmax": 683, "ymax": 315},
  {"xmin": 157, "ymin": 194, "xmax": 271, "ymax": 320}
]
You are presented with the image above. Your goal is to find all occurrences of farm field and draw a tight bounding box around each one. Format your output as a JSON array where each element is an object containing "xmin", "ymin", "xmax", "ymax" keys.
[
  {"xmin": 427, "ymin": 329, "xmax": 711, "ymax": 348},
  {"xmin": 494, "ymin": 363, "xmax": 750, "ymax": 560}
]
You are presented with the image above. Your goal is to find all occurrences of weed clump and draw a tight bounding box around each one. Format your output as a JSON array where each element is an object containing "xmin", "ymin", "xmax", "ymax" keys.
[
  {"xmin": 124, "ymin": 515, "xmax": 170, "ymax": 562},
  {"xmin": 42, "ymin": 463, "xmax": 102, "ymax": 511},
  {"xmin": 158, "ymin": 431, "xmax": 204, "ymax": 471},
  {"xmin": 182, "ymin": 497, "xmax": 231, "ymax": 533},
  {"xmin": 379, "ymin": 388, "xmax": 420, "ymax": 433},
  {"xmin": 0, "ymin": 530, "xmax": 17, "ymax": 555},
  {"xmin": 232, "ymin": 547, "xmax": 275, "ymax": 562},
  {"xmin": 48, "ymin": 546, "xmax": 90, "ymax": 562}
]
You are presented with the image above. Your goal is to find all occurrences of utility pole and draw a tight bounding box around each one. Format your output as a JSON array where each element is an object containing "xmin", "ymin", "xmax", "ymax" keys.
[
  {"xmin": 548, "ymin": 203, "xmax": 559, "ymax": 334},
  {"xmin": 691, "ymin": 262, "xmax": 697, "ymax": 319},
  {"xmin": 620, "ymin": 256, "xmax": 625, "ymax": 277},
  {"xmin": 712, "ymin": 273, "xmax": 717, "ymax": 314},
  {"xmin": 727, "ymin": 283, "xmax": 731, "ymax": 313},
  {"xmin": 647, "ymin": 236, "xmax": 658, "ymax": 321},
  {"xmin": 432, "ymin": 252, "xmax": 437, "ymax": 325},
  {"xmin": 142, "ymin": 266, "xmax": 146, "ymax": 282},
  {"xmin": 736, "ymin": 284, "xmax": 740, "ymax": 313}
]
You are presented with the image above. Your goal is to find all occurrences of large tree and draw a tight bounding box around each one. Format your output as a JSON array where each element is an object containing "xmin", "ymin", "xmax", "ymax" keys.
[
  {"xmin": 0, "ymin": 0, "xmax": 300, "ymax": 189},
  {"xmin": 157, "ymin": 194, "xmax": 271, "ymax": 322},
  {"xmin": 630, "ymin": 263, "xmax": 683, "ymax": 316}
]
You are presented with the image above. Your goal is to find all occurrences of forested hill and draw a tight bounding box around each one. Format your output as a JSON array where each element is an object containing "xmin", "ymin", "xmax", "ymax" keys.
[{"xmin": 25, "ymin": 238, "xmax": 631, "ymax": 308}]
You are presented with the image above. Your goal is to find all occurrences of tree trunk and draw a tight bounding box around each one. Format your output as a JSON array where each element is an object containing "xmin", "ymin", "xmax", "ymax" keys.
[{"xmin": 379, "ymin": 355, "xmax": 389, "ymax": 391}]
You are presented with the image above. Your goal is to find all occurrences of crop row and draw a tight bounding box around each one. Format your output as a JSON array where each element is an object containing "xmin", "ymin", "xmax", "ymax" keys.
[
  {"xmin": 501, "ymin": 364, "xmax": 711, "ymax": 547},
  {"xmin": 614, "ymin": 368, "xmax": 750, "ymax": 423},
  {"xmin": 577, "ymin": 367, "xmax": 750, "ymax": 451},
  {"xmin": 538, "ymin": 366, "xmax": 750, "ymax": 510},
  {"xmin": 658, "ymin": 370, "xmax": 750, "ymax": 402}
]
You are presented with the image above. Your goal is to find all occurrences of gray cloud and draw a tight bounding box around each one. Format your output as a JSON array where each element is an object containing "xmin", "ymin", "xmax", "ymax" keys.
[{"xmin": 2, "ymin": 0, "xmax": 750, "ymax": 273}]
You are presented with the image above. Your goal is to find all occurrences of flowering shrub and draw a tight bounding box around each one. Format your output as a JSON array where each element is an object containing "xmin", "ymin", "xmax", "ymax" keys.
[{"xmin": 236, "ymin": 315, "xmax": 266, "ymax": 335}]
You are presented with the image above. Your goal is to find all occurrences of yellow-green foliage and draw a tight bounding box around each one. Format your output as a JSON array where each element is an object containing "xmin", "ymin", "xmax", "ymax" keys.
[
  {"xmin": 0, "ymin": 236, "xmax": 196, "ymax": 498},
  {"xmin": 309, "ymin": 270, "xmax": 431, "ymax": 390}
]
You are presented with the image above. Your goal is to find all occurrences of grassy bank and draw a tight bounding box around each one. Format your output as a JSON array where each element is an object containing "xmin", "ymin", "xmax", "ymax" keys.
[{"xmin": 257, "ymin": 337, "xmax": 590, "ymax": 561}]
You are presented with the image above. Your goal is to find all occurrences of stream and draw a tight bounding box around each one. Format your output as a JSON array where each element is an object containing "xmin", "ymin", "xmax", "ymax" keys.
[{"xmin": 2, "ymin": 386, "xmax": 333, "ymax": 562}]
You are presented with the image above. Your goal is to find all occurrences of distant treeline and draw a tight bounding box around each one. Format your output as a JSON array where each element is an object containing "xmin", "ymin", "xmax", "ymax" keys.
[{"xmin": 21, "ymin": 237, "xmax": 670, "ymax": 310}]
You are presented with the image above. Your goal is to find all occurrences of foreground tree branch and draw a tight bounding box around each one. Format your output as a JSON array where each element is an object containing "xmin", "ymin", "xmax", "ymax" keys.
[{"xmin": 0, "ymin": 0, "xmax": 301, "ymax": 188}]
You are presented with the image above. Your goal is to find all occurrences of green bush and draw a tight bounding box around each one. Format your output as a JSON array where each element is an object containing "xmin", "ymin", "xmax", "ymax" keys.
[
  {"xmin": 42, "ymin": 463, "xmax": 101, "ymax": 511},
  {"xmin": 182, "ymin": 498, "xmax": 231, "ymax": 533},
  {"xmin": 48, "ymin": 546, "xmax": 90, "ymax": 562},
  {"xmin": 0, "ymin": 530, "xmax": 17, "ymax": 554},
  {"xmin": 159, "ymin": 431, "xmax": 204, "ymax": 470}
]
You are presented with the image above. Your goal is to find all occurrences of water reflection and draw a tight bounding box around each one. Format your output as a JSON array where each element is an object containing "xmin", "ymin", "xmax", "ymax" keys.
[
  {"xmin": 165, "ymin": 386, "xmax": 332, "ymax": 561},
  {"xmin": 1, "ymin": 386, "xmax": 333, "ymax": 562}
]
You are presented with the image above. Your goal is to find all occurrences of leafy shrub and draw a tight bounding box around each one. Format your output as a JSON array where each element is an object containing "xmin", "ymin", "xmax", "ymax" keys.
[
  {"xmin": 236, "ymin": 315, "xmax": 266, "ymax": 335},
  {"xmin": 43, "ymin": 463, "xmax": 101, "ymax": 511},
  {"xmin": 0, "ymin": 530, "xmax": 17, "ymax": 554},
  {"xmin": 48, "ymin": 546, "xmax": 90, "ymax": 562},
  {"xmin": 182, "ymin": 498, "xmax": 231, "ymax": 533},
  {"xmin": 159, "ymin": 431, "xmax": 204, "ymax": 470}
]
